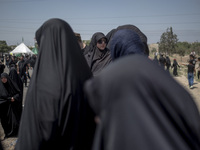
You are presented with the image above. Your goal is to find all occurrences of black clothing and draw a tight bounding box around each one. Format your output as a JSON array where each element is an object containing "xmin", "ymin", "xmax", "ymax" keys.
[
  {"xmin": 18, "ymin": 59, "xmax": 29, "ymax": 86},
  {"xmin": 188, "ymin": 64, "xmax": 195, "ymax": 73},
  {"xmin": 82, "ymin": 45, "xmax": 90, "ymax": 55},
  {"xmin": 106, "ymin": 29, "xmax": 117, "ymax": 49},
  {"xmin": 16, "ymin": 18, "xmax": 96, "ymax": 150},
  {"xmin": 8, "ymin": 59, "xmax": 17, "ymax": 68},
  {"xmin": 159, "ymin": 55, "xmax": 166, "ymax": 68},
  {"xmin": 0, "ymin": 142, "xmax": 3, "ymax": 150},
  {"xmin": 172, "ymin": 60, "xmax": 179, "ymax": 76},
  {"xmin": 29, "ymin": 55, "xmax": 36, "ymax": 68},
  {"xmin": 165, "ymin": 56, "xmax": 171, "ymax": 71},
  {"xmin": 18, "ymin": 59, "xmax": 27, "ymax": 78},
  {"xmin": 0, "ymin": 73, "xmax": 21, "ymax": 137},
  {"xmin": 0, "ymin": 63, "xmax": 5, "ymax": 74},
  {"xmin": 84, "ymin": 32, "xmax": 112, "ymax": 76},
  {"xmin": 153, "ymin": 55, "xmax": 159, "ymax": 64},
  {"xmin": 9, "ymin": 67, "xmax": 23, "ymax": 112},
  {"xmin": 85, "ymin": 55, "xmax": 200, "ymax": 150}
]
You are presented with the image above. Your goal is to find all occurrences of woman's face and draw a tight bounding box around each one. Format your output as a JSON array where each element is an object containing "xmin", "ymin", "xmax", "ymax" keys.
[
  {"xmin": 96, "ymin": 38, "xmax": 107, "ymax": 50},
  {"xmin": 1, "ymin": 77, "xmax": 7, "ymax": 83}
]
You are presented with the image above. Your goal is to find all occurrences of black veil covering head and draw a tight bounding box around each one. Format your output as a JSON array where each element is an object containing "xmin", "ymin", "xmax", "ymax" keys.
[
  {"xmin": 85, "ymin": 55, "xmax": 200, "ymax": 150},
  {"xmin": 16, "ymin": 18, "xmax": 96, "ymax": 150},
  {"xmin": 110, "ymin": 29, "xmax": 147, "ymax": 60},
  {"xmin": 88, "ymin": 32, "xmax": 107, "ymax": 51},
  {"xmin": 84, "ymin": 32, "xmax": 112, "ymax": 76},
  {"xmin": 0, "ymin": 73, "xmax": 20, "ymax": 104},
  {"xmin": 0, "ymin": 73, "xmax": 21, "ymax": 137},
  {"xmin": 106, "ymin": 24, "xmax": 149, "ymax": 55},
  {"xmin": 9, "ymin": 67, "xmax": 23, "ymax": 97}
]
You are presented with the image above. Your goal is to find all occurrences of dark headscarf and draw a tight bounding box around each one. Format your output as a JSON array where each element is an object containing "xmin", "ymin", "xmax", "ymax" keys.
[
  {"xmin": 106, "ymin": 24, "xmax": 149, "ymax": 55},
  {"xmin": 0, "ymin": 73, "xmax": 20, "ymax": 104},
  {"xmin": 85, "ymin": 55, "xmax": 200, "ymax": 150},
  {"xmin": 110, "ymin": 29, "xmax": 147, "ymax": 60},
  {"xmin": 9, "ymin": 67, "xmax": 23, "ymax": 96},
  {"xmin": 16, "ymin": 18, "xmax": 96, "ymax": 150},
  {"xmin": 84, "ymin": 32, "xmax": 112, "ymax": 76},
  {"xmin": 0, "ymin": 73, "xmax": 21, "ymax": 137}
]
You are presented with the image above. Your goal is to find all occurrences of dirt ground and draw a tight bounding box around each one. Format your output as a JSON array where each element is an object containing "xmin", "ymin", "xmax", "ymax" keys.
[{"xmin": 1, "ymin": 59, "xmax": 200, "ymax": 150}]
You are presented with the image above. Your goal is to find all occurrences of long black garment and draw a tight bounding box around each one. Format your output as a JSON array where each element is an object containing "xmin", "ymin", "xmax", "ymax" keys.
[
  {"xmin": 84, "ymin": 32, "xmax": 112, "ymax": 76},
  {"xmin": 85, "ymin": 55, "xmax": 200, "ymax": 150},
  {"xmin": 172, "ymin": 59, "xmax": 179, "ymax": 76},
  {"xmin": 15, "ymin": 18, "xmax": 96, "ymax": 150},
  {"xmin": 0, "ymin": 73, "xmax": 20, "ymax": 137},
  {"xmin": 9, "ymin": 67, "xmax": 23, "ymax": 122},
  {"xmin": 9, "ymin": 67, "xmax": 23, "ymax": 98}
]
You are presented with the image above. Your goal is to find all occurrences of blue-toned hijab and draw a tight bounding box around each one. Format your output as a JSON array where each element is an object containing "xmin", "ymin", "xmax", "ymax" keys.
[{"xmin": 110, "ymin": 29, "xmax": 147, "ymax": 60}]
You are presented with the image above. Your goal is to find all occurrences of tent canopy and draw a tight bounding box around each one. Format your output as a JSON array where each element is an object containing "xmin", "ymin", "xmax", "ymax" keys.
[
  {"xmin": 32, "ymin": 47, "xmax": 38, "ymax": 54},
  {"xmin": 10, "ymin": 43, "xmax": 34, "ymax": 55}
]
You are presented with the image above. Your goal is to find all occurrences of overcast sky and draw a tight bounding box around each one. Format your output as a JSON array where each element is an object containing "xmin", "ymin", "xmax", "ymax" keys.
[{"xmin": 0, "ymin": 0, "xmax": 200, "ymax": 46}]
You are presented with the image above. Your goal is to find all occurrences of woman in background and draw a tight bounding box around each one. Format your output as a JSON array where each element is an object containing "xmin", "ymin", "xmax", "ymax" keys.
[
  {"xmin": 0, "ymin": 73, "xmax": 21, "ymax": 140},
  {"xmin": 172, "ymin": 59, "xmax": 180, "ymax": 76},
  {"xmin": 84, "ymin": 32, "xmax": 112, "ymax": 76}
]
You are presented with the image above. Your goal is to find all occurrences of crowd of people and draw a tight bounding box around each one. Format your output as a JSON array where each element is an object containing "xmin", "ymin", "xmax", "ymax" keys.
[
  {"xmin": 0, "ymin": 18, "xmax": 200, "ymax": 150},
  {"xmin": 0, "ymin": 54, "xmax": 36, "ymax": 143},
  {"xmin": 153, "ymin": 52, "xmax": 199, "ymax": 89}
]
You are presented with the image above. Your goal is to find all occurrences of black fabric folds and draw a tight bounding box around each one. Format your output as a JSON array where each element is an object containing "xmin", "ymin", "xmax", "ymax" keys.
[
  {"xmin": 0, "ymin": 73, "xmax": 21, "ymax": 137},
  {"xmin": 9, "ymin": 67, "xmax": 23, "ymax": 99},
  {"xmin": 106, "ymin": 24, "xmax": 149, "ymax": 55},
  {"xmin": 110, "ymin": 29, "xmax": 147, "ymax": 59},
  {"xmin": 84, "ymin": 32, "xmax": 112, "ymax": 76},
  {"xmin": 15, "ymin": 18, "xmax": 95, "ymax": 150},
  {"xmin": 85, "ymin": 55, "xmax": 200, "ymax": 150}
]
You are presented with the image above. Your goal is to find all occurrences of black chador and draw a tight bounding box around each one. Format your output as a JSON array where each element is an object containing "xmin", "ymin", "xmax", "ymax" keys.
[
  {"xmin": 0, "ymin": 73, "xmax": 21, "ymax": 138},
  {"xmin": 15, "ymin": 18, "xmax": 96, "ymax": 150},
  {"xmin": 85, "ymin": 55, "xmax": 200, "ymax": 150},
  {"xmin": 84, "ymin": 32, "xmax": 112, "ymax": 76}
]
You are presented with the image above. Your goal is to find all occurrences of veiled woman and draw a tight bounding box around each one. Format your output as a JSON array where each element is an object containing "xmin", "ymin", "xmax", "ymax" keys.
[
  {"xmin": 106, "ymin": 24, "xmax": 149, "ymax": 56},
  {"xmin": 84, "ymin": 32, "xmax": 112, "ymax": 76},
  {"xmin": 15, "ymin": 18, "xmax": 96, "ymax": 150},
  {"xmin": 9, "ymin": 64, "xmax": 23, "ymax": 103},
  {"xmin": 0, "ymin": 73, "xmax": 21, "ymax": 139},
  {"xmin": 85, "ymin": 29, "xmax": 200, "ymax": 150},
  {"xmin": 85, "ymin": 55, "xmax": 200, "ymax": 150}
]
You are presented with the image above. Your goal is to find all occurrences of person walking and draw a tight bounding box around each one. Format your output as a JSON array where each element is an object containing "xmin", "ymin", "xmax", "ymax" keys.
[
  {"xmin": 172, "ymin": 59, "xmax": 180, "ymax": 76},
  {"xmin": 18, "ymin": 55, "xmax": 29, "ymax": 87},
  {"xmin": 159, "ymin": 54, "xmax": 166, "ymax": 69},
  {"xmin": 165, "ymin": 56, "xmax": 171, "ymax": 72},
  {"xmin": 182, "ymin": 60, "xmax": 196, "ymax": 89}
]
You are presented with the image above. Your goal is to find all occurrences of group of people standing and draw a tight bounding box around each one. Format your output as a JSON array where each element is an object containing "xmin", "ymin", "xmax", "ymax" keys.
[
  {"xmin": 0, "ymin": 54, "xmax": 36, "ymax": 142},
  {"xmin": 0, "ymin": 18, "xmax": 200, "ymax": 150},
  {"xmin": 153, "ymin": 54, "xmax": 180, "ymax": 76},
  {"xmin": 154, "ymin": 53, "xmax": 198, "ymax": 89}
]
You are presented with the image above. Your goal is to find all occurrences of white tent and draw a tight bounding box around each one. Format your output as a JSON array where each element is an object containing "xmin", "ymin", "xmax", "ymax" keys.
[{"xmin": 10, "ymin": 43, "xmax": 34, "ymax": 55}]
